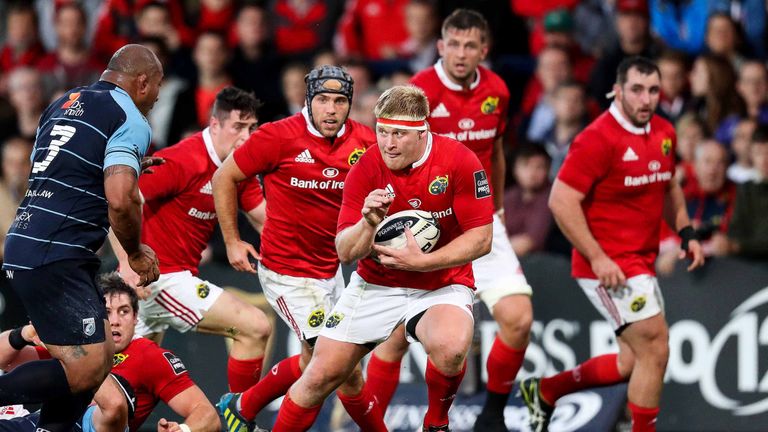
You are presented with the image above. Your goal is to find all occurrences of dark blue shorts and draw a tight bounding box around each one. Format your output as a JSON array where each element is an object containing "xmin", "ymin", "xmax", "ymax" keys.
[{"xmin": 6, "ymin": 259, "xmax": 107, "ymax": 346}]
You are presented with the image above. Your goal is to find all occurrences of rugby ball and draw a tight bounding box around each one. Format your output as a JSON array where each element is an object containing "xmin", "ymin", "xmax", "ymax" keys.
[{"xmin": 374, "ymin": 209, "xmax": 441, "ymax": 253}]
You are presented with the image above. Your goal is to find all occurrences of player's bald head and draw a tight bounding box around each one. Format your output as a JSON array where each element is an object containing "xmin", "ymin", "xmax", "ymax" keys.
[{"xmin": 106, "ymin": 44, "xmax": 162, "ymax": 78}]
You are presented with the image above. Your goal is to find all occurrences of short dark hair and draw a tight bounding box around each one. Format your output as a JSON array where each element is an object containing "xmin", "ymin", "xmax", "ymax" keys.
[
  {"xmin": 7, "ymin": 1, "xmax": 38, "ymax": 27},
  {"xmin": 514, "ymin": 143, "xmax": 552, "ymax": 165},
  {"xmin": 212, "ymin": 87, "xmax": 263, "ymax": 121},
  {"xmin": 98, "ymin": 272, "xmax": 139, "ymax": 314},
  {"xmin": 751, "ymin": 125, "xmax": 768, "ymax": 145},
  {"xmin": 441, "ymin": 8, "xmax": 490, "ymax": 42},
  {"xmin": 616, "ymin": 56, "xmax": 661, "ymax": 86},
  {"xmin": 657, "ymin": 50, "xmax": 689, "ymax": 68},
  {"xmin": 554, "ymin": 79, "xmax": 584, "ymax": 95}
]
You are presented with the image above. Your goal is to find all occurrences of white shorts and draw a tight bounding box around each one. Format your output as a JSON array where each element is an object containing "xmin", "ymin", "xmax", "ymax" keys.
[
  {"xmin": 578, "ymin": 274, "xmax": 665, "ymax": 331},
  {"xmin": 473, "ymin": 214, "xmax": 532, "ymax": 310},
  {"xmin": 259, "ymin": 262, "xmax": 345, "ymax": 341},
  {"xmin": 135, "ymin": 270, "xmax": 224, "ymax": 336},
  {"xmin": 320, "ymin": 272, "xmax": 475, "ymax": 345}
]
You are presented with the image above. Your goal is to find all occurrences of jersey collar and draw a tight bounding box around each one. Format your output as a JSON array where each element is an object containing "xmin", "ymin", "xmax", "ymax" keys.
[
  {"xmin": 411, "ymin": 132, "xmax": 434, "ymax": 168},
  {"xmin": 435, "ymin": 59, "xmax": 481, "ymax": 91},
  {"xmin": 202, "ymin": 127, "xmax": 222, "ymax": 167},
  {"xmin": 302, "ymin": 106, "xmax": 347, "ymax": 138},
  {"xmin": 609, "ymin": 102, "xmax": 651, "ymax": 135}
]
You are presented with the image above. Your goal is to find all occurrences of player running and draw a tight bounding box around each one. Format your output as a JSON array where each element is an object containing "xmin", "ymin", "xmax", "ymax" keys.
[{"xmin": 213, "ymin": 65, "xmax": 385, "ymax": 432}]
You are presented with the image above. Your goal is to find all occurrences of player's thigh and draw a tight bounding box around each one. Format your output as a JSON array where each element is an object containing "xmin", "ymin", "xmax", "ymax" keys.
[
  {"xmin": 372, "ymin": 324, "xmax": 409, "ymax": 362},
  {"xmin": 320, "ymin": 272, "xmax": 407, "ymax": 346},
  {"xmin": 409, "ymin": 285, "xmax": 475, "ymax": 354},
  {"xmin": 197, "ymin": 288, "xmax": 270, "ymax": 338},
  {"xmin": 258, "ymin": 262, "xmax": 339, "ymax": 341},
  {"xmin": 578, "ymin": 274, "xmax": 665, "ymax": 332}
]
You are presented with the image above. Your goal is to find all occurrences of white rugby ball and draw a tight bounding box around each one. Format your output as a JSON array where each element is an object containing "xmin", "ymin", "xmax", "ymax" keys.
[{"xmin": 374, "ymin": 209, "xmax": 441, "ymax": 253}]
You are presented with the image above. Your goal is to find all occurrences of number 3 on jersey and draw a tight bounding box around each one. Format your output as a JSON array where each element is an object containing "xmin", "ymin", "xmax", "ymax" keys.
[{"xmin": 32, "ymin": 124, "xmax": 77, "ymax": 174}]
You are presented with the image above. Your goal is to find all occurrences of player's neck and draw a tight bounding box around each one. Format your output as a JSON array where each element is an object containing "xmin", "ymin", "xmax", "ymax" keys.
[{"xmin": 440, "ymin": 61, "xmax": 477, "ymax": 90}]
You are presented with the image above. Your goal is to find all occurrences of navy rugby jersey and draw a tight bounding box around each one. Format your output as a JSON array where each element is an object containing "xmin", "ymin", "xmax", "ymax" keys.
[{"xmin": 3, "ymin": 81, "xmax": 151, "ymax": 270}]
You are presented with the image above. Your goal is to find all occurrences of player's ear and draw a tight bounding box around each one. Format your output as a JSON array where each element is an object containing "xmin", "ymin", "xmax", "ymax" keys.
[
  {"xmin": 137, "ymin": 73, "xmax": 149, "ymax": 94},
  {"xmin": 437, "ymin": 38, "xmax": 445, "ymax": 57}
]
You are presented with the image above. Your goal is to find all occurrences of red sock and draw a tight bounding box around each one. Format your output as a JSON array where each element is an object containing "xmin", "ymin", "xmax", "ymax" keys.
[
  {"xmin": 423, "ymin": 359, "xmax": 465, "ymax": 428},
  {"xmin": 365, "ymin": 353, "xmax": 402, "ymax": 411},
  {"xmin": 337, "ymin": 386, "xmax": 388, "ymax": 432},
  {"xmin": 240, "ymin": 355, "xmax": 302, "ymax": 419},
  {"xmin": 628, "ymin": 401, "xmax": 659, "ymax": 432},
  {"xmin": 539, "ymin": 353, "xmax": 625, "ymax": 404},
  {"xmin": 272, "ymin": 393, "xmax": 322, "ymax": 432},
  {"xmin": 486, "ymin": 337, "xmax": 526, "ymax": 394},
  {"xmin": 227, "ymin": 356, "xmax": 263, "ymax": 393}
]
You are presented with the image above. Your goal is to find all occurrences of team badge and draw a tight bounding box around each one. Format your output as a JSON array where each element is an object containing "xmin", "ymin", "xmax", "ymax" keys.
[
  {"xmin": 196, "ymin": 283, "xmax": 210, "ymax": 299},
  {"xmin": 82, "ymin": 317, "xmax": 95, "ymax": 337},
  {"xmin": 325, "ymin": 312, "xmax": 345, "ymax": 328},
  {"xmin": 113, "ymin": 353, "xmax": 129, "ymax": 367},
  {"xmin": 630, "ymin": 295, "xmax": 647, "ymax": 312},
  {"xmin": 661, "ymin": 138, "xmax": 672, "ymax": 156},
  {"xmin": 307, "ymin": 309, "xmax": 325, "ymax": 328},
  {"xmin": 348, "ymin": 148, "xmax": 365, "ymax": 166},
  {"xmin": 429, "ymin": 175, "xmax": 449, "ymax": 195},
  {"xmin": 481, "ymin": 96, "xmax": 499, "ymax": 114}
]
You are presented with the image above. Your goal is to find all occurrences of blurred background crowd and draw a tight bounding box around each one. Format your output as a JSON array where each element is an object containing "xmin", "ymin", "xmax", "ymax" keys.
[{"xmin": 0, "ymin": 0, "xmax": 766, "ymax": 281}]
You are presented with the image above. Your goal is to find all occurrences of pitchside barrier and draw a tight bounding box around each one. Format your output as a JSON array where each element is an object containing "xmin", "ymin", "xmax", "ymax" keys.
[{"xmin": 7, "ymin": 253, "xmax": 759, "ymax": 431}]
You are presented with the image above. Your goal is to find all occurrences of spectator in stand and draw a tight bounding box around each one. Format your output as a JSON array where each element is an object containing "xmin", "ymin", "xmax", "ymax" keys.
[
  {"xmin": 3, "ymin": 68, "xmax": 46, "ymax": 142},
  {"xmin": 192, "ymin": 0, "xmax": 236, "ymax": 36},
  {"xmin": 280, "ymin": 63, "xmax": 309, "ymax": 116},
  {"xmin": 398, "ymin": 0, "xmax": 439, "ymax": 73},
  {"xmin": 313, "ymin": 50, "xmax": 338, "ymax": 68},
  {"xmin": 704, "ymin": 13, "xmax": 745, "ymax": 69},
  {"xmin": 36, "ymin": 2, "xmax": 103, "ymax": 91},
  {"xmin": 334, "ymin": 0, "xmax": 410, "ymax": 60},
  {"xmin": 711, "ymin": 0, "xmax": 765, "ymax": 58},
  {"xmin": 657, "ymin": 51, "xmax": 690, "ymax": 123},
  {"xmin": 230, "ymin": 4, "xmax": 284, "ymax": 122},
  {"xmin": 674, "ymin": 113, "xmax": 709, "ymax": 181},
  {"xmin": 649, "ymin": 0, "xmax": 708, "ymax": 55},
  {"xmin": 573, "ymin": 0, "xmax": 619, "ymax": 58},
  {"xmin": 541, "ymin": 9, "xmax": 595, "ymax": 83},
  {"xmin": 348, "ymin": 89, "xmax": 380, "ymax": 129},
  {"xmin": 509, "ymin": 0, "xmax": 579, "ymax": 55},
  {"xmin": 341, "ymin": 59, "xmax": 373, "ymax": 100},
  {"xmin": 0, "ymin": 137, "xmax": 32, "ymax": 263},
  {"xmin": 135, "ymin": 2, "xmax": 183, "ymax": 52},
  {"xmin": 524, "ymin": 46, "xmax": 572, "ymax": 142},
  {"xmin": 687, "ymin": 54, "xmax": 741, "ymax": 134},
  {"xmin": 0, "ymin": 2, "xmax": 46, "ymax": 94},
  {"xmin": 589, "ymin": 0, "xmax": 661, "ymax": 109},
  {"xmin": 541, "ymin": 80, "xmax": 588, "ymax": 180},
  {"xmin": 727, "ymin": 118, "xmax": 758, "ymax": 184},
  {"xmin": 728, "ymin": 126, "xmax": 768, "ymax": 258},
  {"xmin": 271, "ymin": 0, "xmax": 341, "ymax": 61},
  {"xmin": 34, "ymin": 0, "xmax": 102, "ymax": 53},
  {"xmin": 504, "ymin": 144, "xmax": 554, "ymax": 257},
  {"xmin": 192, "ymin": 31, "xmax": 232, "ymax": 128},
  {"xmin": 715, "ymin": 60, "xmax": 768, "ymax": 144}
]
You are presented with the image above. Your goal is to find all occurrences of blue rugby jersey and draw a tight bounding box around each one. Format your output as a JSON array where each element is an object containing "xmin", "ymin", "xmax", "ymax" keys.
[{"xmin": 2, "ymin": 81, "xmax": 151, "ymax": 270}]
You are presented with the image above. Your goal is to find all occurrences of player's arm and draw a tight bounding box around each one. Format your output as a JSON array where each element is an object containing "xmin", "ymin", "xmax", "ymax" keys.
[
  {"xmin": 549, "ymin": 178, "xmax": 626, "ymax": 288},
  {"xmin": 91, "ymin": 376, "xmax": 130, "ymax": 432},
  {"xmin": 663, "ymin": 179, "xmax": 705, "ymax": 270},
  {"xmin": 0, "ymin": 325, "xmax": 41, "ymax": 371},
  {"xmin": 212, "ymin": 155, "xmax": 260, "ymax": 273},
  {"xmin": 159, "ymin": 386, "xmax": 219, "ymax": 432},
  {"xmin": 336, "ymin": 188, "xmax": 393, "ymax": 264},
  {"xmin": 491, "ymin": 136, "xmax": 506, "ymax": 212},
  {"xmin": 245, "ymin": 200, "xmax": 266, "ymax": 234}
]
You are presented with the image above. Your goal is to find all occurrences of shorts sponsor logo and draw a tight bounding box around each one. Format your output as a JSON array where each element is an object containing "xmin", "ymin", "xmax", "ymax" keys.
[
  {"xmin": 307, "ymin": 309, "xmax": 325, "ymax": 328},
  {"xmin": 473, "ymin": 170, "xmax": 491, "ymax": 198},
  {"xmin": 83, "ymin": 317, "xmax": 95, "ymax": 337},
  {"xmin": 481, "ymin": 96, "xmax": 499, "ymax": 114},
  {"xmin": 458, "ymin": 118, "xmax": 475, "ymax": 130},
  {"xmin": 429, "ymin": 175, "xmax": 449, "ymax": 195},
  {"xmin": 196, "ymin": 283, "xmax": 210, "ymax": 299},
  {"xmin": 322, "ymin": 167, "xmax": 339, "ymax": 178},
  {"xmin": 661, "ymin": 138, "xmax": 672, "ymax": 156},
  {"xmin": 113, "ymin": 353, "xmax": 129, "ymax": 367},
  {"xmin": 163, "ymin": 352, "xmax": 188, "ymax": 375},
  {"xmin": 408, "ymin": 198, "xmax": 421, "ymax": 209},
  {"xmin": 631, "ymin": 295, "xmax": 646, "ymax": 312},
  {"xmin": 325, "ymin": 312, "xmax": 345, "ymax": 328},
  {"xmin": 5, "ymin": 270, "xmax": 13, "ymax": 279},
  {"xmin": 348, "ymin": 148, "xmax": 365, "ymax": 166}
]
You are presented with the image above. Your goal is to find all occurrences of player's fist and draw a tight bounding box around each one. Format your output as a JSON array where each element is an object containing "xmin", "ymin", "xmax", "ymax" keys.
[
  {"xmin": 362, "ymin": 189, "xmax": 393, "ymax": 227},
  {"xmin": 157, "ymin": 418, "xmax": 184, "ymax": 432},
  {"xmin": 129, "ymin": 244, "xmax": 160, "ymax": 287},
  {"xmin": 225, "ymin": 239, "xmax": 261, "ymax": 273}
]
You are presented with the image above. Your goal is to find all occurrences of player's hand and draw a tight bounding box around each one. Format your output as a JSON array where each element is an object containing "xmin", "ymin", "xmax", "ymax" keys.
[
  {"xmin": 372, "ymin": 228, "xmax": 428, "ymax": 271},
  {"xmin": 225, "ymin": 239, "xmax": 261, "ymax": 273},
  {"xmin": 128, "ymin": 244, "xmax": 160, "ymax": 287},
  {"xmin": 591, "ymin": 254, "xmax": 626, "ymax": 290},
  {"xmin": 119, "ymin": 262, "xmax": 151, "ymax": 299},
  {"xmin": 157, "ymin": 418, "xmax": 183, "ymax": 432},
  {"xmin": 21, "ymin": 323, "xmax": 41, "ymax": 346},
  {"xmin": 140, "ymin": 156, "xmax": 165, "ymax": 174},
  {"xmin": 680, "ymin": 239, "xmax": 705, "ymax": 271},
  {"xmin": 362, "ymin": 189, "xmax": 393, "ymax": 227}
]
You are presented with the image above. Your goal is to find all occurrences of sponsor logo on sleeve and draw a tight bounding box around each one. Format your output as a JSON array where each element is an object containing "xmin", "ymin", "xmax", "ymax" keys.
[
  {"xmin": 473, "ymin": 170, "xmax": 491, "ymax": 199},
  {"xmin": 163, "ymin": 352, "xmax": 188, "ymax": 375}
]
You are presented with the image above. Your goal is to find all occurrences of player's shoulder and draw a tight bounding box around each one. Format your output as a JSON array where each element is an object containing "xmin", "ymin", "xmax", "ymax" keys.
[
  {"xmin": 345, "ymin": 119, "xmax": 377, "ymax": 144},
  {"xmin": 129, "ymin": 338, "xmax": 188, "ymax": 373},
  {"xmin": 577, "ymin": 111, "xmax": 617, "ymax": 143},
  {"xmin": 260, "ymin": 112, "xmax": 305, "ymax": 138},
  {"xmin": 410, "ymin": 65, "xmax": 438, "ymax": 87},
  {"xmin": 156, "ymin": 133, "xmax": 207, "ymax": 167},
  {"xmin": 650, "ymin": 114, "xmax": 675, "ymax": 134},
  {"xmin": 432, "ymin": 133, "xmax": 473, "ymax": 159},
  {"xmin": 478, "ymin": 65, "xmax": 509, "ymax": 96}
]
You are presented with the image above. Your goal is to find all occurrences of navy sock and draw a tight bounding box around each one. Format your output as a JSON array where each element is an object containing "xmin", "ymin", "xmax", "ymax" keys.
[{"xmin": 0, "ymin": 359, "xmax": 70, "ymax": 405}]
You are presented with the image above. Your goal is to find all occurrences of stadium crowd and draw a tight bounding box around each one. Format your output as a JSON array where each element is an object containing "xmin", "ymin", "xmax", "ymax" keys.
[{"xmin": 0, "ymin": 0, "xmax": 767, "ymax": 431}]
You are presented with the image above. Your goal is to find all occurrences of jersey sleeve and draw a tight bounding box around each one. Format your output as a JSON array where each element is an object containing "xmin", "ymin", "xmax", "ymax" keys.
[
  {"xmin": 144, "ymin": 349, "xmax": 195, "ymax": 404},
  {"xmin": 138, "ymin": 155, "xmax": 186, "ymax": 202},
  {"xmin": 104, "ymin": 110, "xmax": 152, "ymax": 176},
  {"xmin": 337, "ymin": 151, "xmax": 377, "ymax": 233},
  {"xmin": 232, "ymin": 124, "xmax": 282, "ymax": 178},
  {"xmin": 556, "ymin": 128, "xmax": 612, "ymax": 194},
  {"xmin": 452, "ymin": 147, "xmax": 494, "ymax": 230},
  {"xmin": 496, "ymin": 84, "xmax": 511, "ymax": 138},
  {"xmin": 237, "ymin": 176, "xmax": 264, "ymax": 212}
]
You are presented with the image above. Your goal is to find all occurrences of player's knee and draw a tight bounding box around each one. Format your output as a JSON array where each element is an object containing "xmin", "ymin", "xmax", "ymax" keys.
[
  {"xmin": 239, "ymin": 311, "xmax": 272, "ymax": 343},
  {"xmin": 495, "ymin": 300, "xmax": 533, "ymax": 345},
  {"xmin": 427, "ymin": 338, "xmax": 471, "ymax": 374}
]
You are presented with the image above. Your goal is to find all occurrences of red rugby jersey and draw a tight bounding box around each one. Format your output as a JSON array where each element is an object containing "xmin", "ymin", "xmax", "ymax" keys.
[
  {"xmin": 233, "ymin": 109, "xmax": 376, "ymax": 278},
  {"xmin": 410, "ymin": 60, "xmax": 510, "ymax": 180},
  {"xmin": 338, "ymin": 133, "xmax": 494, "ymax": 290},
  {"xmin": 140, "ymin": 129, "xmax": 264, "ymax": 275},
  {"xmin": 557, "ymin": 105, "xmax": 677, "ymax": 279}
]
